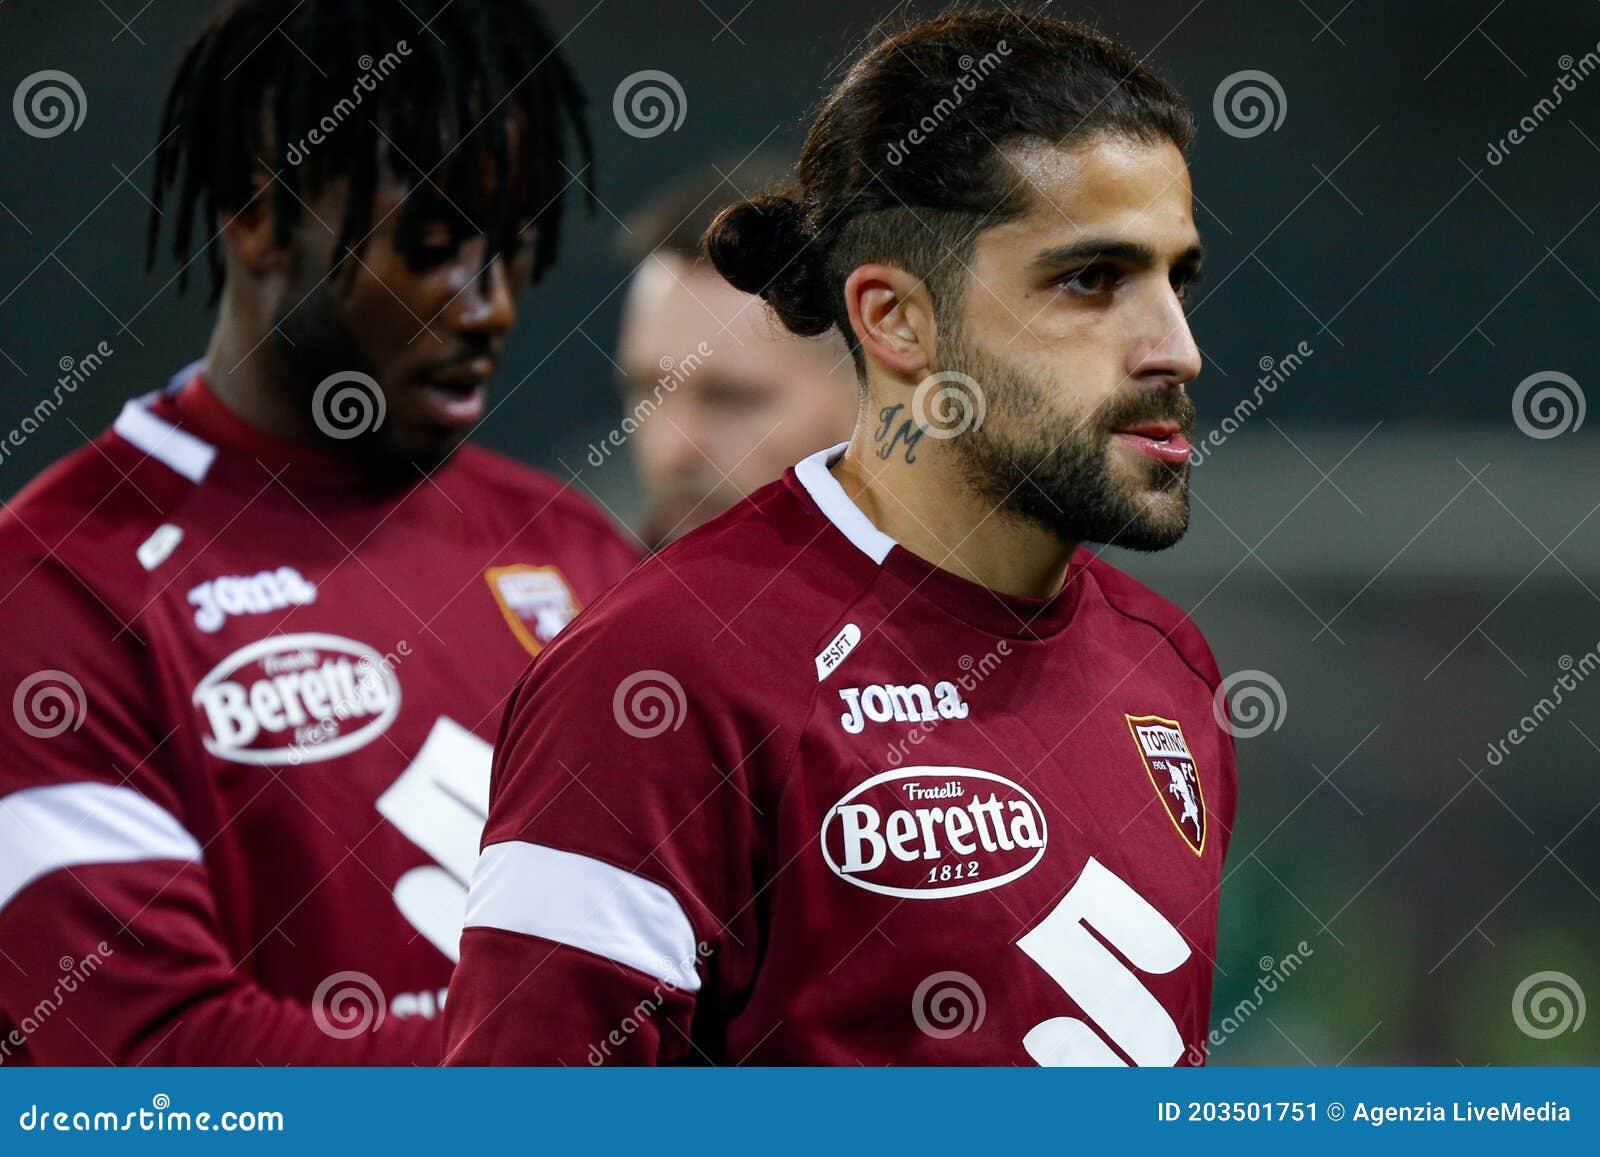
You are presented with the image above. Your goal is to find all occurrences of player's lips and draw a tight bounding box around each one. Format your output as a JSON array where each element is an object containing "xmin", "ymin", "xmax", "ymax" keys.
[
  {"xmin": 1110, "ymin": 422, "xmax": 1192, "ymax": 466},
  {"xmin": 417, "ymin": 358, "xmax": 494, "ymax": 429}
]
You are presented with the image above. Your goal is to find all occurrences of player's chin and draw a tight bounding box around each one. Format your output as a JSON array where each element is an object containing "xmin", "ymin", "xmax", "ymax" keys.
[
  {"xmin": 365, "ymin": 423, "xmax": 469, "ymax": 480},
  {"xmin": 1107, "ymin": 485, "xmax": 1191, "ymax": 552},
  {"xmin": 648, "ymin": 489, "xmax": 736, "ymax": 548}
]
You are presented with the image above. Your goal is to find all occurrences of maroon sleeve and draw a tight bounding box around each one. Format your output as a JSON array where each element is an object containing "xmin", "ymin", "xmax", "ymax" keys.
[
  {"xmin": 444, "ymin": 605, "xmax": 765, "ymax": 1065},
  {"xmin": 0, "ymin": 561, "xmax": 435, "ymax": 1065}
]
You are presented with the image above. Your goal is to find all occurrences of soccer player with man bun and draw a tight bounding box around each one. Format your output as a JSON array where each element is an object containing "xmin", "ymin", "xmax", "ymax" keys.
[
  {"xmin": 447, "ymin": 10, "xmax": 1234, "ymax": 1065},
  {"xmin": 0, "ymin": 0, "xmax": 635, "ymax": 1064}
]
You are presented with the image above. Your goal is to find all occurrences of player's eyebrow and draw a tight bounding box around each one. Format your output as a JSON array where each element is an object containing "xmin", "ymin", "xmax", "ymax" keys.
[{"xmin": 1032, "ymin": 237, "xmax": 1204, "ymax": 273}]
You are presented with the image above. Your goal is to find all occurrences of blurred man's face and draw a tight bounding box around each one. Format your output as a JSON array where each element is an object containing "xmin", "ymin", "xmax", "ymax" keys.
[
  {"xmin": 935, "ymin": 135, "xmax": 1204, "ymax": 550},
  {"xmin": 619, "ymin": 255, "xmax": 857, "ymax": 549},
  {"xmin": 272, "ymin": 171, "xmax": 533, "ymax": 476}
]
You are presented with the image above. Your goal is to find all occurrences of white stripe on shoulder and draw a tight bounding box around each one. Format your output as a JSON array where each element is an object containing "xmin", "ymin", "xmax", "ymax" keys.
[
  {"xmin": 465, "ymin": 841, "xmax": 701, "ymax": 992},
  {"xmin": 793, "ymin": 442, "xmax": 896, "ymax": 565},
  {"xmin": 0, "ymin": 782, "xmax": 203, "ymax": 916},
  {"xmin": 113, "ymin": 395, "xmax": 216, "ymax": 484}
]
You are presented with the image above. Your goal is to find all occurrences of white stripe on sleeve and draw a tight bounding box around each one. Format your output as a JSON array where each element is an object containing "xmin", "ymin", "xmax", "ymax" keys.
[
  {"xmin": 0, "ymin": 782, "xmax": 204, "ymax": 916},
  {"xmin": 464, "ymin": 841, "xmax": 702, "ymax": 992}
]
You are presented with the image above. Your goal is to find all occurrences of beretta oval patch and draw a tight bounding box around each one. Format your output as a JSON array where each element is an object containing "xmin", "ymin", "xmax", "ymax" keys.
[
  {"xmin": 192, "ymin": 632, "xmax": 402, "ymax": 766},
  {"xmin": 820, "ymin": 765, "xmax": 1048, "ymax": 899}
]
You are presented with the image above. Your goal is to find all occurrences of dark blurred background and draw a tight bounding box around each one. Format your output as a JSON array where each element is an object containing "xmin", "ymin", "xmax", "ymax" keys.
[{"xmin": 2, "ymin": 0, "xmax": 1596, "ymax": 1064}]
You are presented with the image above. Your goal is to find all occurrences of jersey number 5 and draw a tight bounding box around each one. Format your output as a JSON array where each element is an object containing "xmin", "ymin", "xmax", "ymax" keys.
[
  {"xmin": 1016, "ymin": 856, "xmax": 1191, "ymax": 1066},
  {"xmin": 374, "ymin": 716, "xmax": 494, "ymax": 962}
]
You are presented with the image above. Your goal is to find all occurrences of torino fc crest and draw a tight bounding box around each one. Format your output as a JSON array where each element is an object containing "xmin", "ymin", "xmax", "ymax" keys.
[
  {"xmin": 1125, "ymin": 714, "xmax": 1207, "ymax": 857},
  {"xmin": 485, "ymin": 565, "xmax": 579, "ymax": 657}
]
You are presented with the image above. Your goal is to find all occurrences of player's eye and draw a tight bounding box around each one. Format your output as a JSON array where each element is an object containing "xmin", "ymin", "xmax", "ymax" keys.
[
  {"xmin": 410, "ymin": 231, "xmax": 462, "ymax": 269},
  {"xmin": 700, "ymin": 380, "xmax": 772, "ymax": 412},
  {"xmin": 1172, "ymin": 265, "xmax": 1204, "ymax": 304},
  {"xmin": 1057, "ymin": 262, "xmax": 1123, "ymax": 297},
  {"xmin": 408, "ymin": 218, "xmax": 477, "ymax": 270}
]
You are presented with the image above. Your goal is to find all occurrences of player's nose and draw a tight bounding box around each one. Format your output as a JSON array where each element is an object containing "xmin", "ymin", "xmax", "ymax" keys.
[
  {"xmin": 451, "ymin": 260, "xmax": 517, "ymax": 338},
  {"xmin": 1128, "ymin": 289, "xmax": 1202, "ymax": 387},
  {"xmin": 660, "ymin": 409, "xmax": 714, "ymax": 472}
]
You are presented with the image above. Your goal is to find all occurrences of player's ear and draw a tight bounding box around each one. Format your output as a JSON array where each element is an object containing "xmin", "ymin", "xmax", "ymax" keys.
[
  {"xmin": 217, "ymin": 169, "xmax": 288, "ymax": 279},
  {"xmin": 843, "ymin": 263, "xmax": 934, "ymax": 381}
]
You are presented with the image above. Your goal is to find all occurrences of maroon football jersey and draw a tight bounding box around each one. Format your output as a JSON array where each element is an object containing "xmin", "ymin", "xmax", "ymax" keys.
[
  {"xmin": 445, "ymin": 443, "xmax": 1236, "ymax": 1066},
  {"xmin": 0, "ymin": 364, "xmax": 637, "ymax": 1064}
]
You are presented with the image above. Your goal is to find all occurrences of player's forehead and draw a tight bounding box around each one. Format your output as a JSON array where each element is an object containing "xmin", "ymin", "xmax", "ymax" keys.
[
  {"xmin": 621, "ymin": 257, "xmax": 797, "ymax": 369},
  {"xmin": 985, "ymin": 135, "xmax": 1199, "ymax": 264},
  {"xmin": 355, "ymin": 119, "xmax": 536, "ymax": 231}
]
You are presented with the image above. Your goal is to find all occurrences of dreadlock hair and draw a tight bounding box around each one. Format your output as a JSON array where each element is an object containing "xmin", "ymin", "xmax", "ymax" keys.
[
  {"xmin": 703, "ymin": 9, "xmax": 1194, "ymax": 378},
  {"xmin": 148, "ymin": 0, "xmax": 594, "ymax": 303}
]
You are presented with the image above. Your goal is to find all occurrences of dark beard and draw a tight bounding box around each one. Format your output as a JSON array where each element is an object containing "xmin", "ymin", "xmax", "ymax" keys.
[
  {"xmin": 270, "ymin": 281, "xmax": 453, "ymax": 483},
  {"xmin": 937, "ymin": 330, "xmax": 1194, "ymax": 552}
]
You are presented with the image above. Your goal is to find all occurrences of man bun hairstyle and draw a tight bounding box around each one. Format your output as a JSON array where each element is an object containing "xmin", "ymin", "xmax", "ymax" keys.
[
  {"xmin": 703, "ymin": 194, "xmax": 834, "ymax": 337},
  {"xmin": 703, "ymin": 9, "xmax": 1195, "ymax": 375}
]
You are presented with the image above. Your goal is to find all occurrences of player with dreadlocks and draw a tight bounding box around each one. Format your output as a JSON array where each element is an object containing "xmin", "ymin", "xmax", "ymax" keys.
[{"xmin": 0, "ymin": 0, "xmax": 636, "ymax": 1064}]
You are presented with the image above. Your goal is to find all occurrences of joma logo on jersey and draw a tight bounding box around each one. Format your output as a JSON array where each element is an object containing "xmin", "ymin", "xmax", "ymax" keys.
[
  {"xmin": 194, "ymin": 633, "xmax": 402, "ymax": 765},
  {"xmin": 837, "ymin": 680, "xmax": 969, "ymax": 734},
  {"xmin": 820, "ymin": 766, "xmax": 1048, "ymax": 899},
  {"xmin": 1126, "ymin": 714, "xmax": 1207, "ymax": 856},
  {"xmin": 187, "ymin": 566, "xmax": 317, "ymax": 632}
]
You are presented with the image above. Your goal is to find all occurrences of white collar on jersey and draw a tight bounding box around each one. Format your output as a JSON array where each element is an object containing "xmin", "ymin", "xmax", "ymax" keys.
[
  {"xmin": 793, "ymin": 442, "xmax": 896, "ymax": 565},
  {"xmin": 112, "ymin": 360, "xmax": 216, "ymax": 484}
]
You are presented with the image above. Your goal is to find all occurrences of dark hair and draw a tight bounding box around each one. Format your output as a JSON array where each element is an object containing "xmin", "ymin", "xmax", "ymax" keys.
[
  {"xmin": 614, "ymin": 152, "xmax": 797, "ymax": 265},
  {"xmin": 147, "ymin": 0, "xmax": 593, "ymax": 302},
  {"xmin": 704, "ymin": 9, "xmax": 1195, "ymax": 370}
]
